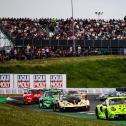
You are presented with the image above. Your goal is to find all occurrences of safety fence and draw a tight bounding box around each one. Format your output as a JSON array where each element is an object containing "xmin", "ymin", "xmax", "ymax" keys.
[{"xmin": 14, "ymin": 39, "xmax": 126, "ymax": 48}]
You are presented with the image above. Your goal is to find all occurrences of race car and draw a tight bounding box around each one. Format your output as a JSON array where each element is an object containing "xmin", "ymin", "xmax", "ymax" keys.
[
  {"xmin": 53, "ymin": 90, "xmax": 90, "ymax": 112},
  {"xmin": 97, "ymin": 91, "xmax": 126, "ymax": 101},
  {"xmin": 96, "ymin": 96, "xmax": 126, "ymax": 119},
  {"xmin": 39, "ymin": 89, "xmax": 62, "ymax": 108},
  {"xmin": 23, "ymin": 89, "xmax": 43, "ymax": 104}
]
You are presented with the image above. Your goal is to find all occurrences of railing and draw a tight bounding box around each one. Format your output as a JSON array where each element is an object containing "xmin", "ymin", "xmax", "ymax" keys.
[{"xmin": 14, "ymin": 39, "xmax": 126, "ymax": 48}]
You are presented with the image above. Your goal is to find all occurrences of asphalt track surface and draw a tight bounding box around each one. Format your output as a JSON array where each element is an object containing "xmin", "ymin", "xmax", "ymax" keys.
[{"xmin": 8, "ymin": 95, "xmax": 126, "ymax": 125}]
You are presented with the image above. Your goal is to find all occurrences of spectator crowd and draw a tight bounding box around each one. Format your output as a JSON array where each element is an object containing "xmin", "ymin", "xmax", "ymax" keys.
[
  {"xmin": 0, "ymin": 17, "xmax": 126, "ymax": 41},
  {"xmin": 0, "ymin": 45, "xmax": 105, "ymax": 62},
  {"xmin": 0, "ymin": 17, "xmax": 126, "ymax": 62}
]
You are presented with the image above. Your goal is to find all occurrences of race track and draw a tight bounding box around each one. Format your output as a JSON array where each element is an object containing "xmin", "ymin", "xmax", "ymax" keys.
[{"xmin": 8, "ymin": 95, "xmax": 126, "ymax": 125}]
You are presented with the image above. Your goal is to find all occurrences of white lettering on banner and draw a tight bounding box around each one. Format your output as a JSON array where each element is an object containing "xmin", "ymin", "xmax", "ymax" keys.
[
  {"xmin": 17, "ymin": 75, "xmax": 30, "ymax": 88},
  {"xmin": 0, "ymin": 75, "xmax": 10, "ymax": 88},
  {"xmin": 33, "ymin": 75, "xmax": 46, "ymax": 88},
  {"xmin": 0, "ymin": 82, "xmax": 10, "ymax": 88},
  {"xmin": 50, "ymin": 75, "xmax": 63, "ymax": 88}
]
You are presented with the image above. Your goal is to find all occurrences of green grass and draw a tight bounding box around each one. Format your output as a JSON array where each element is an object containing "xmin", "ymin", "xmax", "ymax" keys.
[
  {"xmin": 0, "ymin": 94, "xmax": 22, "ymax": 97},
  {"xmin": 0, "ymin": 103, "xmax": 124, "ymax": 126},
  {"xmin": 1, "ymin": 55, "xmax": 126, "ymax": 87}
]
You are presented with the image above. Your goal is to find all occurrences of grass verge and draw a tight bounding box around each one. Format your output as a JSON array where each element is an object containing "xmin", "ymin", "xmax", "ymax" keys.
[
  {"xmin": 0, "ymin": 103, "xmax": 124, "ymax": 126},
  {"xmin": 0, "ymin": 55, "xmax": 126, "ymax": 87}
]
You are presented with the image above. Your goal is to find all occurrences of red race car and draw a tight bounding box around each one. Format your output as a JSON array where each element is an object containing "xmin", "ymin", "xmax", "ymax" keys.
[{"xmin": 23, "ymin": 89, "xmax": 43, "ymax": 104}]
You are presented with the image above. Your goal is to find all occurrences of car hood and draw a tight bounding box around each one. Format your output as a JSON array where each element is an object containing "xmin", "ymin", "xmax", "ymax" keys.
[
  {"xmin": 111, "ymin": 104, "xmax": 126, "ymax": 108},
  {"xmin": 65, "ymin": 96, "xmax": 81, "ymax": 104}
]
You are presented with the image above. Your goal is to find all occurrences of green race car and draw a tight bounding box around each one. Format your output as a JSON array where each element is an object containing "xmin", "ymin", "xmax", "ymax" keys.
[
  {"xmin": 96, "ymin": 96, "xmax": 126, "ymax": 120},
  {"xmin": 39, "ymin": 89, "xmax": 62, "ymax": 108}
]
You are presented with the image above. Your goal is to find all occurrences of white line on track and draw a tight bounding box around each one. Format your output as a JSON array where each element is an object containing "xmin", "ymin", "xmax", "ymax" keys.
[{"xmin": 79, "ymin": 111, "xmax": 95, "ymax": 115}]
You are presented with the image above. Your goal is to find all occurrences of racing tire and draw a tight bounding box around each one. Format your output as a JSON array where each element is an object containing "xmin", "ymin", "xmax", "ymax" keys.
[
  {"xmin": 23, "ymin": 101, "xmax": 26, "ymax": 105},
  {"xmin": 86, "ymin": 106, "xmax": 90, "ymax": 111},
  {"xmin": 95, "ymin": 107, "xmax": 100, "ymax": 119},
  {"xmin": 39, "ymin": 102, "xmax": 43, "ymax": 108},
  {"xmin": 53, "ymin": 103, "xmax": 64, "ymax": 112},
  {"xmin": 34, "ymin": 98, "xmax": 39, "ymax": 104},
  {"xmin": 53, "ymin": 103, "xmax": 60, "ymax": 112},
  {"xmin": 105, "ymin": 109, "xmax": 109, "ymax": 120},
  {"xmin": 39, "ymin": 100, "xmax": 44, "ymax": 108}
]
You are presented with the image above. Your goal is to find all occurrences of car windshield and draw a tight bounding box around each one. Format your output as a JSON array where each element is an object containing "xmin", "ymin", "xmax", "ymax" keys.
[
  {"xmin": 63, "ymin": 93, "xmax": 82, "ymax": 100},
  {"xmin": 109, "ymin": 98, "xmax": 126, "ymax": 105},
  {"xmin": 28, "ymin": 89, "xmax": 43, "ymax": 94},
  {"xmin": 45, "ymin": 92, "xmax": 59, "ymax": 97},
  {"xmin": 68, "ymin": 91, "xmax": 79, "ymax": 95},
  {"xmin": 28, "ymin": 90, "xmax": 39, "ymax": 94}
]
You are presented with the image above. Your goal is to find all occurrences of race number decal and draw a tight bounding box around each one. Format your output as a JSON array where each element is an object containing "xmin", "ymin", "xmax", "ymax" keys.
[
  {"xmin": 17, "ymin": 75, "xmax": 30, "ymax": 88},
  {"xmin": 50, "ymin": 75, "xmax": 63, "ymax": 88},
  {"xmin": 0, "ymin": 75, "xmax": 10, "ymax": 88},
  {"xmin": 33, "ymin": 75, "xmax": 46, "ymax": 88}
]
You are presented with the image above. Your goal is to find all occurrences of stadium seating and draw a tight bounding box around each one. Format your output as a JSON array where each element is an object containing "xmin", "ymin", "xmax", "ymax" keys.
[
  {"xmin": 0, "ymin": 18, "xmax": 126, "ymax": 61},
  {"xmin": 0, "ymin": 18, "xmax": 126, "ymax": 41}
]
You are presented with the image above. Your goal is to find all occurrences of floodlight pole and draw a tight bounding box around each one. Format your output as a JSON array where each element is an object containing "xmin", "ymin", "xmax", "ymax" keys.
[
  {"xmin": 95, "ymin": 11, "xmax": 103, "ymax": 20},
  {"xmin": 71, "ymin": 0, "xmax": 76, "ymax": 53}
]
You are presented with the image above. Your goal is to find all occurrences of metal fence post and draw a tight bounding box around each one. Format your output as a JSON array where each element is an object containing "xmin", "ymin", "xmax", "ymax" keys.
[
  {"xmin": 83, "ymin": 39, "xmax": 85, "ymax": 49},
  {"xmin": 118, "ymin": 40, "xmax": 120, "ymax": 55},
  {"xmin": 58, "ymin": 39, "xmax": 59, "ymax": 47},
  {"xmin": 110, "ymin": 40, "xmax": 112, "ymax": 55}
]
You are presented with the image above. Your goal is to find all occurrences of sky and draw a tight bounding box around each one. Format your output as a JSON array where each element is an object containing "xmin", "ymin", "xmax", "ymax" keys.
[{"xmin": 0, "ymin": 0, "xmax": 126, "ymax": 20}]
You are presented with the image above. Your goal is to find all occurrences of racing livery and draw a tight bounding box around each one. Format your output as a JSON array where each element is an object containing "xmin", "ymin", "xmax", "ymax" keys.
[
  {"xmin": 97, "ymin": 91, "xmax": 126, "ymax": 101},
  {"xmin": 96, "ymin": 96, "xmax": 126, "ymax": 119},
  {"xmin": 39, "ymin": 89, "xmax": 62, "ymax": 108},
  {"xmin": 23, "ymin": 89, "xmax": 43, "ymax": 104},
  {"xmin": 53, "ymin": 90, "xmax": 90, "ymax": 111}
]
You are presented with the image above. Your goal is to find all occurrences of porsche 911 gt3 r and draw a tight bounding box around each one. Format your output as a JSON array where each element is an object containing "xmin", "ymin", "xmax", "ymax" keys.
[
  {"xmin": 53, "ymin": 90, "xmax": 90, "ymax": 112},
  {"xmin": 96, "ymin": 96, "xmax": 126, "ymax": 120},
  {"xmin": 39, "ymin": 89, "xmax": 62, "ymax": 108},
  {"xmin": 23, "ymin": 89, "xmax": 43, "ymax": 104}
]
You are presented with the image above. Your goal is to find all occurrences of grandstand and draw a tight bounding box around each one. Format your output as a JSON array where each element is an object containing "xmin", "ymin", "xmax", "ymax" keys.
[
  {"xmin": 0, "ymin": 18, "xmax": 126, "ymax": 40},
  {"xmin": 0, "ymin": 18, "xmax": 126, "ymax": 61}
]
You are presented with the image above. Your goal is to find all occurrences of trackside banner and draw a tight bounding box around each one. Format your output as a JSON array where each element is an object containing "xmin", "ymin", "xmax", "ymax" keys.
[
  {"xmin": 33, "ymin": 74, "xmax": 46, "ymax": 88},
  {"xmin": 50, "ymin": 74, "xmax": 64, "ymax": 88},
  {"xmin": 15, "ymin": 74, "xmax": 30, "ymax": 88},
  {"xmin": 0, "ymin": 74, "xmax": 13, "ymax": 88},
  {"xmin": 0, "ymin": 74, "xmax": 66, "ymax": 89}
]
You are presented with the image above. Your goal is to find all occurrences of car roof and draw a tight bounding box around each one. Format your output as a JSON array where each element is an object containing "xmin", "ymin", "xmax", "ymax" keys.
[
  {"xmin": 107, "ymin": 96, "xmax": 126, "ymax": 100},
  {"xmin": 45, "ymin": 90, "xmax": 61, "ymax": 93}
]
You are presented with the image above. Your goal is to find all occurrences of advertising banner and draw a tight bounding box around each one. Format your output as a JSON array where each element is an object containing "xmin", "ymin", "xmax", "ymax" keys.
[
  {"xmin": 33, "ymin": 74, "xmax": 46, "ymax": 88},
  {"xmin": 1, "ymin": 74, "xmax": 66, "ymax": 90},
  {"xmin": 0, "ymin": 74, "xmax": 13, "ymax": 88},
  {"xmin": 50, "ymin": 74, "xmax": 66, "ymax": 88},
  {"xmin": 16, "ymin": 74, "xmax": 31, "ymax": 88}
]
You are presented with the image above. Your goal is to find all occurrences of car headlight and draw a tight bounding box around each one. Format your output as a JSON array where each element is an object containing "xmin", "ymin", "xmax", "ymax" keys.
[
  {"xmin": 63, "ymin": 101, "xmax": 70, "ymax": 106},
  {"xmin": 111, "ymin": 107, "xmax": 116, "ymax": 111},
  {"xmin": 80, "ymin": 102, "xmax": 85, "ymax": 105}
]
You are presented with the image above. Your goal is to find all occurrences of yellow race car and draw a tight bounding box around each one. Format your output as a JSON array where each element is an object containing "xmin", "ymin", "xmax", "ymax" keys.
[
  {"xmin": 96, "ymin": 96, "xmax": 126, "ymax": 119},
  {"xmin": 53, "ymin": 90, "xmax": 90, "ymax": 112}
]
